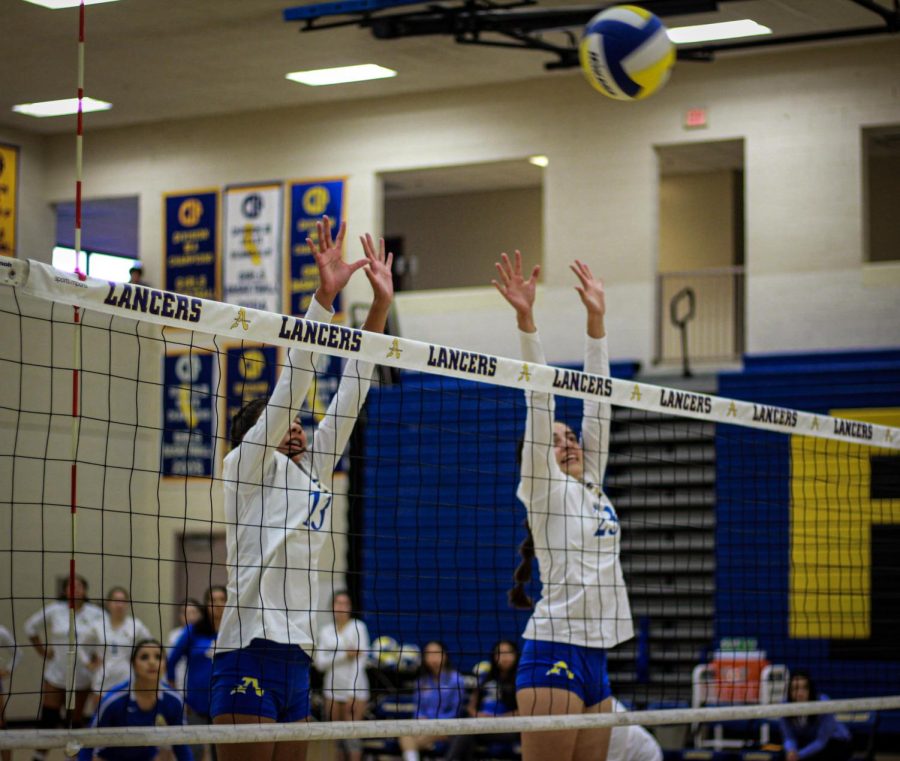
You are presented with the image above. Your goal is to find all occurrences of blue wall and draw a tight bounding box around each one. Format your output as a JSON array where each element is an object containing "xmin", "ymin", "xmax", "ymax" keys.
[{"xmin": 717, "ymin": 349, "xmax": 900, "ymax": 717}]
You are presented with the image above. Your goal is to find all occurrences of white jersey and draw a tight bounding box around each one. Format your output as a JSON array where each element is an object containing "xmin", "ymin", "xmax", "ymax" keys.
[
  {"xmin": 0, "ymin": 624, "xmax": 22, "ymax": 692},
  {"xmin": 90, "ymin": 615, "xmax": 152, "ymax": 695},
  {"xmin": 23, "ymin": 601, "xmax": 108, "ymax": 690},
  {"xmin": 517, "ymin": 329, "xmax": 633, "ymax": 648},
  {"xmin": 314, "ymin": 618, "xmax": 370, "ymax": 701},
  {"xmin": 607, "ymin": 698, "xmax": 663, "ymax": 761},
  {"xmin": 217, "ymin": 298, "xmax": 375, "ymax": 655}
]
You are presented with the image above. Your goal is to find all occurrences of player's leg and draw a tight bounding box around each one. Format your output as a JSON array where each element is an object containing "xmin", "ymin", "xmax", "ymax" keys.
[
  {"xmin": 572, "ymin": 696, "xmax": 613, "ymax": 761},
  {"xmin": 517, "ymin": 686, "xmax": 583, "ymax": 761},
  {"xmin": 213, "ymin": 712, "xmax": 277, "ymax": 761},
  {"xmin": 32, "ymin": 682, "xmax": 65, "ymax": 761}
]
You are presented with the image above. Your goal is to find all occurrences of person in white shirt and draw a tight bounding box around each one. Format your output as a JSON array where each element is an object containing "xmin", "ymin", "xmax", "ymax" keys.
[
  {"xmin": 90, "ymin": 586, "xmax": 153, "ymax": 697},
  {"xmin": 1, "ymin": 623, "xmax": 23, "ymax": 761},
  {"xmin": 314, "ymin": 591, "xmax": 370, "ymax": 761},
  {"xmin": 210, "ymin": 219, "xmax": 394, "ymax": 761},
  {"xmin": 492, "ymin": 253, "xmax": 633, "ymax": 761},
  {"xmin": 24, "ymin": 574, "xmax": 107, "ymax": 760},
  {"xmin": 606, "ymin": 699, "xmax": 663, "ymax": 761}
]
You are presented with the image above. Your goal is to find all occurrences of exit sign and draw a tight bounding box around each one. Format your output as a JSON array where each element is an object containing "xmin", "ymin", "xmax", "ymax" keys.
[{"xmin": 684, "ymin": 107, "xmax": 708, "ymax": 129}]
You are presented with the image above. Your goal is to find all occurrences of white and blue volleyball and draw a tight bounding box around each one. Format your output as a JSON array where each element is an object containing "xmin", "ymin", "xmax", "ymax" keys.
[
  {"xmin": 368, "ymin": 635, "xmax": 400, "ymax": 669},
  {"xmin": 579, "ymin": 5, "xmax": 675, "ymax": 100},
  {"xmin": 398, "ymin": 643, "xmax": 422, "ymax": 672}
]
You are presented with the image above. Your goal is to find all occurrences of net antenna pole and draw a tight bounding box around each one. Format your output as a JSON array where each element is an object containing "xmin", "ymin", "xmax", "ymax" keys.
[{"xmin": 67, "ymin": 0, "xmax": 88, "ymax": 720}]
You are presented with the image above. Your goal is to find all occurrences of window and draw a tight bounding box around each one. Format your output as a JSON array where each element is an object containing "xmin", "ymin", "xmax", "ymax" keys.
[{"xmin": 52, "ymin": 246, "xmax": 135, "ymax": 282}]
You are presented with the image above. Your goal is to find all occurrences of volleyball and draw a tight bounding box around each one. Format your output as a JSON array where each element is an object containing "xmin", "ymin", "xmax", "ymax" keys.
[
  {"xmin": 578, "ymin": 4, "xmax": 675, "ymax": 100},
  {"xmin": 473, "ymin": 659, "xmax": 492, "ymax": 683},
  {"xmin": 368, "ymin": 635, "xmax": 400, "ymax": 669},
  {"xmin": 398, "ymin": 642, "xmax": 422, "ymax": 671}
]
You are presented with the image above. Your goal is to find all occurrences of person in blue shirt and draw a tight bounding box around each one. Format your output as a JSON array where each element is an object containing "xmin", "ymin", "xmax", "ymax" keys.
[
  {"xmin": 779, "ymin": 672, "xmax": 852, "ymax": 761},
  {"xmin": 167, "ymin": 586, "xmax": 225, "ymax": 761},
  {"xmin": 398, "ymin": 641, "xmax": 466, "ymax": 761},
  {"xmin": 78, "ymin": 639, "xmax": 192, "ymax": 761}
]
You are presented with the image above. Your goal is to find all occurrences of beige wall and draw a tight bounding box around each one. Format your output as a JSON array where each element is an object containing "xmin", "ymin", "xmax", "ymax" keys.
[
  {"xmin": 659, "ymin": 171, "xmax": 735, "ymax": 273},
  {"xmin": 385, "ymin": 186, "xmax": 542, "ymax": 290}
]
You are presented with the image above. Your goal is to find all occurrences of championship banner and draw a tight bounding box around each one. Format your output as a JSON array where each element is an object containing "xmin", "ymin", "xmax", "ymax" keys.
[
  {"xmin": 287, "ymin": 178, "xmax": 345, "ymax": 316},
  {"xmin": 223, "ymin": 183, "xmax": 283, "ymax": 312},
  {"xmin": 0, "ymin": 143, "xmax": 19, "ymax": 257},
  {"xmin": 162, "ymin": 351, "xmax": 216, "ymax": 478},
  {"xmin": 224, "ymin": 344, "xmax": 279, "ymax": 443},
  {"xmin": 164, "ymin": 189, "xmax": 219, "ymax": 299}
]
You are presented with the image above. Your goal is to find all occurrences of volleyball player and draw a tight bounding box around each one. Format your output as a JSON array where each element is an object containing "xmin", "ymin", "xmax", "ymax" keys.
[
  {"xmin": 492, "ymin": 252, "xmax": 633, "ymax": 761},
  {"xmin": 24, "ymin": 574, "xmax": 107, "ymax": 761},
  {"xmin": 91, "ymin": 587, "xmax": 152, "ymax": 697},
  {"xmin": 314, "ymin": 591, "xmax": 370, "ymax": 761},
  {"xmin": 77, "ymin": 639, "xmax": 192, "ymax": 761},
  {"xmin": 209, "ymin": 218, "xmax": 393, "ymax": 761},
  {"xmin": 0, "ymin": 623, "xmax": 22, "ymax": 761}
]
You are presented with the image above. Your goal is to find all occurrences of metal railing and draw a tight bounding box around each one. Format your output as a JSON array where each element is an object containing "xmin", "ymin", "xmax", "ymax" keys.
[{"xmin": 655, "ymin": 266, "xmax": 745, "ymax": 367}]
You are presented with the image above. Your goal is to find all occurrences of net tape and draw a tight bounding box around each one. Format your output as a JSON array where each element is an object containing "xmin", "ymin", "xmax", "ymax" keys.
[
  {"xmin": 4, "ymin": 258, "xmax": 899, "ymax": 450},
  {"xmin": 2, "ymin": 696, "xmax": 899, "ymax": 752}
]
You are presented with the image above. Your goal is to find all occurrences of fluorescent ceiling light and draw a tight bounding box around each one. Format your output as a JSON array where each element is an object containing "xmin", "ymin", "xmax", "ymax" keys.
[
  {"xmin": 12, "ymin": 97, "xmax": 112, "ymax": 117},
  {"xmin": 528, "ymin": 155, "xmax": 549, "ymax": 168},
  {"xmin": 21, "ymin": 0, "xmax": 122, "ymax": 8},
  {"xmin": 667, "ymin": 19, "xmax": 772, "ymax": 44},
  {"xmin": 286, "ymin": 64, "xmax": 397, "ymax": 87}
]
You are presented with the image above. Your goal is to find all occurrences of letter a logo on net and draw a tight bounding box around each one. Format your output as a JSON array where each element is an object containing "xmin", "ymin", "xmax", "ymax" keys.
[{"xmin": 231, "ymin": 308, "xmax": 250, "ymax": 331}]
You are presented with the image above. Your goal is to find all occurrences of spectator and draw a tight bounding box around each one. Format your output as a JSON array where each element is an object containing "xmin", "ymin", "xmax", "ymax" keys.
[
  {"xmin": 399, "ymin": 641, "xmax": 465, "ymax": 761},
  {"xmin": 445, "ymin": 639, "xmax": 519, "ymax": 761},
  {"xmin": 779, "ymin": 672, "xmax": 852, "ymax": 761}
]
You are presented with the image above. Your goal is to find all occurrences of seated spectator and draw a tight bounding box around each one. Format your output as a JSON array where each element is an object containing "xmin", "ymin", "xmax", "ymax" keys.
[
  {"xmin": 399, "ymin": 641, "xmax": 465, "ymax": 761},
  {"xmin": 779, "ymin": 672, "xmax": 852, "ymax": 761},
  {"xmin": 445, "ymin": 639, "xmax": 519, "ymax": 761},
  {"xmin": 78, "ymin": 639, "xmax": 192, "ymax": 761}
]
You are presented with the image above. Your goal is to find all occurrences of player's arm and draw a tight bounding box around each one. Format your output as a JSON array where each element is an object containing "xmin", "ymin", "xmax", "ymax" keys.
[
  {"xmin": 236, "ymin": 217, "xmax": 367, "ymax": 483},
  {"xmin": 24, "ymin": 605, "xmax": 52, "ymax": 659},
  {"xmin": 311, "ymin": 233, "xmax": 393, "ymax": 485},
  {"xmin": 166, "ymin": 625, "xmax": 190, "ymax": 683},
  {"xmin": 492, "ymin": 251, "xmax": 559, "ymax": 495},
  {"xmin": 571, "ymin": 260, "xmax": 611, "ymax": 485}
]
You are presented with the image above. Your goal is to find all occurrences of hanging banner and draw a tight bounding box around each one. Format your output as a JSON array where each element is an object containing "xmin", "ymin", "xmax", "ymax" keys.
[
  {"xmin": 164, "ymin": 189, "xmax": 219, "ymax": 299},
  {"xmin": 287, "ymin": 178, "xmax": 345, "ymax": 316},
  {"xmin": 0, "ymin": 143, "xmax": 19, "ymax": 258},
  {"xmin": 162, "ymin": 351, "xmax": 216, "ymax": 478},
  {"xmin": 224, "ymin": 344, "xmax": 279, "ymax": 445},
  {"xmin": 223, "ymin": 183, "xmax": 283, "ymax": 312}
]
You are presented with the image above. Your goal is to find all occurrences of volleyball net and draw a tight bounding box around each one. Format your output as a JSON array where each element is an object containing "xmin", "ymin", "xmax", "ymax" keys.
[{"xmin": 1, "ymin": 257, "xmax": 899, "ymax": 754}]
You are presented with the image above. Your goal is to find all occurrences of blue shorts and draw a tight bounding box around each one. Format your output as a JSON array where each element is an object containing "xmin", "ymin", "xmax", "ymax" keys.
[
  {"xmin": 210, "ymin": 639, "xmax": 311, "ymax": 722},
  {"xmin": 516, "ymin": 639, "xmax": 612, "ymax": 707}
]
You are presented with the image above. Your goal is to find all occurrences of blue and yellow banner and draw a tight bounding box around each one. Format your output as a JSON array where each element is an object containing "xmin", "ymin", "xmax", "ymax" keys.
[
  {"xmin": 0, "ymin": 143, "xmax": 19, "ymax": 258},
  {"xmin": 287, "ymin": 178, "xmax": 345, "ymax": 315},
  {"xmin": 224, "ymin": 344, "xmax": 279, "ymax": 443},
  {"xmin": 164, "ymin": 189, "xmax": 219, "ymax": 299},
  {"xmin": 162, "ymin": 351, "xmax": 216, "ymax": 478}
]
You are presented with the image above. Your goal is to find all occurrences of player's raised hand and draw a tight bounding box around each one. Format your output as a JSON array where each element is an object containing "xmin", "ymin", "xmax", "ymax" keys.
[
  {"xmin": 570, "ymin": 259, "xmax": 605, "ymax": 317},
  {"xmin": 309, "ymin": 216, "xmax": 368, "ymax": 309},
  {"xmin": 360, "ymin": 233, "xmax": 394, "ymax": 308},
  {"xmin": 493, "ymin": 250, "xmax": 540, "ymax": 315}
]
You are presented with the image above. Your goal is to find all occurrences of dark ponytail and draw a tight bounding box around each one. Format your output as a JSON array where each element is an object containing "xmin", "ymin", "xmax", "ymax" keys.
[{"xmin": 508, "ymin": 520, "xmax": 535, "ymax": 610}]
